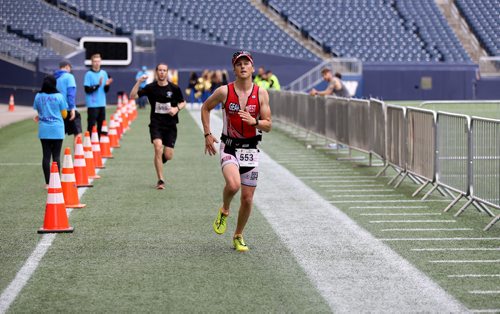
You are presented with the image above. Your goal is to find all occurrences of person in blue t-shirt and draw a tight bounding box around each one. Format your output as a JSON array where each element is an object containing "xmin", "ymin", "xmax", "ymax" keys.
[
  {"xmin": 135, "ymin": 65, "xmax": 149, "ymax": 109},
  {"xmin": 33, "ymin": 75, "xmax": 68, "ymax": 188},
  {"xmin": 54, "ymin": 60, "xmax": 82, "ymax": 147},
  {"xmin": 84, "ymin": 53, "xmax": 113, "ymax": 137}
]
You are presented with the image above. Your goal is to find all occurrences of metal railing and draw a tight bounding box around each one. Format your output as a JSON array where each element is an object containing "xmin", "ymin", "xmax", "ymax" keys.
[
  {"xmin": 43, "ymin": 31, "xmax": 83, "ymax": 58},
  {"xmin": 478, "ymin": 56, "xmax": 500, "ymax": 77},
  {"xmin": 268, "ymin": 90, "xmax": 500, "ymax": 230},
  {"xmin": 286, "ymin": 58, "xmax": 362, "ymax": 92}
]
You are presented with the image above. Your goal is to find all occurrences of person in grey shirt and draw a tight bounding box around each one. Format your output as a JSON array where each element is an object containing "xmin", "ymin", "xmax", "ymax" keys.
[{"xmin": 310, "ymin": 68, "xmax": 351, "ymax": 98}]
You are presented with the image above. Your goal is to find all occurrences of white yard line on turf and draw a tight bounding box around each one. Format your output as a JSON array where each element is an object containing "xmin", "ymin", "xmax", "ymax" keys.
[
  {"xmin": 468, "ymin": 291, "xmax": 500, "ymax": 294},
  {"xmin": 448, "ymin": 274, "xmax": 500, "ymax": 278},
  {"xmin": 350, "ymin": 206, "xmax": 429, "ymax": 209},
  {"xmin": 332, "ymin": 200, "xmax": 450, "ymax": 203},
  {"xmin": 189, "ymin": 110, "xmax": 467, "ymax": 313},
  {"xmin": 430, "ymin": 260, "xmax": 500, "ymax": 264},
  {"xmin": 382, "ymin": 228, "xmax": 473, "ymax": 232},
  {"xmin": 361, "ymin": 213, "xmax": 442, "ymax": 216},
  {"xmin": 370, "ymin": 220, "xmax": 456, "ymax": 223},
  {"xmin": 470, "ymin": 309, "xmax": 500, "ymax": 313},
  {"xmin": 381, "ymin": 238, "xmax": 500, "ymax": 241},
  {"xmin": 331, "ymin": 194, "xmax": 404, "ymax": 198},
  {"xmin": 414, "ymin": 248, "xmax": 500, "ymax": 252},
  {"xmin": 328, "ymin": 189, "xmax": 395, "ymax": 192},
  {"xmin": 0, "ymin": 157, "xmax": 106, "ymax": 313},
  {"xmin": 321, "ymin": 184, "xmax": 385, "ymax": 188}
]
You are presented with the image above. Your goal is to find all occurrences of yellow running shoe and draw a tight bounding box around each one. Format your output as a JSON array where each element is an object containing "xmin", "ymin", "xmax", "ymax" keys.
[
  {"xmin": 213, "ymin": 208, "xmax": 227, "ymax": 235},
  {"xmin": 233, "ymin": 235, "xmax": 249, "ymax": 252}
]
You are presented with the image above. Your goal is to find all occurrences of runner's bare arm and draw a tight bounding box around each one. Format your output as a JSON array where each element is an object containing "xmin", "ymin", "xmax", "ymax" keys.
[
  {"xmin": 239, "ymin": 88, "xmax": 272, "ymax": 132},
  {"xmin": 201, "ymin": 86, "xmax": 227, "ymax": 155},
  {"xmin": 129, "ymin": 75, "xmax": 148, "ymax": 99}
]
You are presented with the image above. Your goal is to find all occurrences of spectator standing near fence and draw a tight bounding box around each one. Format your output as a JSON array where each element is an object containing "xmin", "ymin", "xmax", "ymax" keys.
[
  {"xmin": 84, "ymin": 53, "xmax": 113, "ymax": 137},
  {"xmin": 130, "ymin": 63, "xmax": 186, "ymax": 190},
  {"xmin": 201, "ymin": 51, "xmax": 272, "ymax": 252},
  {"xmin": 33, "ymin": 75, "xmax": 68, "ymax": 189},
  {"xmin": 266, "ymin": 70, "xmax": 281, "ymax": 91},
  {"xmin": 253, "ymin": 66, "xmax": 269, "ymax": 89},
  {"xmin": 310, "ymin": 68, "xmax": 351, "ymax": 98},
  {"xmin": 54, "ymin": 60, "xmax": 82, "ymax": 147}
]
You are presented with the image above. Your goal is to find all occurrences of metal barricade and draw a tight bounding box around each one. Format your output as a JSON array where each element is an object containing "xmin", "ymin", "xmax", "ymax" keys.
[
  {"xmin": 370, "ymin": 99, "xmax": 386, "ymax": 160},
  {"xmin": 335, "ymin": 97, "xmax": 350, "ymax": 145},
  {"xmin": 348, "ymin": 99, "xmax": 371, "ymax": 153},
  {"xmin": 406, "ymin": 107, "xmax": 437, "ymax": 192},
  {"xmin": 466, "ymin": 117, "xmax": 500, "ymax": 230},
  {"xmin": 296, "ymin": 93, "xmax": 309, "ymax": 130},
  {"xmin": 384, "ymin": 105, "xmax": 407, "ymax": 184},
  {"xmin": 325, "ymin": 96, "xmax": 338, "ymax": 142},
  {"xmin": 314, "ymin": 96, "xmax": 327, "ymax": 137},
  {"xmin": 435, "ymin": 112, "xmax": 471, "ymax": 211}
]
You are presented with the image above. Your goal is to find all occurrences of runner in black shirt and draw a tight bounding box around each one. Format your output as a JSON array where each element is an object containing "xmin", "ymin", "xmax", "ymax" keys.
[{"xmin": 130, "ymin": 63, "xmax": 186, "ymax": 189}]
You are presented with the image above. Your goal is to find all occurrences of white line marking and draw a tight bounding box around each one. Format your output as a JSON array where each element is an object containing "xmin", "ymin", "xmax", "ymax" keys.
[
  {"xmin": 470, "ymin": 309, "xmax": 500, "ymax": 313},
  {"xmin": 361, "ymin": 213, "xmax": 441, "ymax": 216},
  {"xmin": 316, "ymin": 180, "xmax": 377, "ymax": 183},
  {"xmin": 189, "ymin": 110, "xmax": 467, "ymax": 312},
  {"xmin": 331, "ymin": 194, "xmax": 404, "ymax": 198},
  {"xmin": 382, "ymin": 238, "xmax": 500, "ymax": 241},
  {"xmin": 332, "ymin": 200, "xmax": 449, "ymax": 204},
  {"xmin": 468, "ymin": 291, "xmax": 500, "ymax": 294},
  {"xmin": 448, "ymin": 274, "xmax": 500, "ymax": 278},
  {"xmin": 382, "ymin": 228, "xmax": 473, "ymax": 232},
  {"xmin": 320, "ymin": 184, "xmax": 385, "ymax": 188},
  {"xmin": 350, "ymin": 206, "xmax": 429, "ymax": 209},
  {"xmin": 370, "ymin": 220, "xmax": 456, "ymax": 224},
  {"xmin": 430, "ymin": 260, "xmax": 500, "ymax": 264},
  {"xmin": 0, "ymin": 163, "xmax": 40, "ymax": 166},
  {"xmin": 306, "ymin": 176, "xmax": 373, "ymax": 179},
  {"xmin": 413, "ymin": 248, "xmax": 500, "ymax": 252},
  {"xmin": 327, "ymin": 189, "xmax": 395, "ymax": 192},
  {"xmin": 0, "ymin": 153, "xmax": 105, "ymax": 313}
]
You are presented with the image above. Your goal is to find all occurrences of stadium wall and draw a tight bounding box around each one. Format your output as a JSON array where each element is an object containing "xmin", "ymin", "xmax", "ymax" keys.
[
  {"xmin": 362, "ymin": 63, "xmax": 477, "ymax": 100},
  {"xmin": 475, "ymin": 77, "xmax": 500, "ymax": 100}
]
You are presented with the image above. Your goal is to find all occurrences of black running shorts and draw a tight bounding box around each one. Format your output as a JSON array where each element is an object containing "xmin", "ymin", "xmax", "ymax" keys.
[
  {"xmin": 149, "ymin": 123, "xmax": 177, "ymax": 148},
  {"xmin": 64, "ymin": 110, "xmax": 82, "ymax": 135}
]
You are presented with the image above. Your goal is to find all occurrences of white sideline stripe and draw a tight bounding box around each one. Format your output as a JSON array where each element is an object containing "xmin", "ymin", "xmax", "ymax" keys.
[
  {"xmin": 0, "ymin": 163, "xmax": 40, "ymax": 166},
  {"xmin": 448, "ymin": 274, "xmax": 500, "ymax": 278},
  {"xmin": 189, "ymin": 110, "xmax": 467, "ymax": 312},
  {"xmin": 0, "ymin": 151, "xmax": 106, "ymax": 313},
  {"xmin": 414, "ymin": 248, "xmax": 500, "ymax": 252},
  {"xmin": 469, "ymin": 291, "xmax": 500, "ymax": 294},
  {"xmin": 321, "ymin": 184, "xmax": 385, "ymax": 188},
  {"xmin": 328, "ymin": 189, "xmax": 394, "ymax": 192},
  {"xmin": 382, "ymin": 228, "xmax": 473, "ymax": 232},
  {"xmin": 331, "ymin": 194, "xmax": 404, "ymax": 198},
  {"xmin": 370, "ymin": 220, "xmax": 456, "ymax": 224},
  {"xmin": 361, "ymin": 213, "xmax": 441, "ymax": 216},
  {"xmin": 430, "ymin": 260, "xmax": 500, "ymax": 264},
  {"xmin": 307, "ymin": 176, "xmax": 373, "ymax": 179},
  {"xmin": 350, "ymin": 206, "xmax": 429, "ymax": 209},
  {"xmin": 332, "ymin": 200, "xmax": 450, "ymax": 204},
  {"xmin": 470, "ymin": 309, "xmax": 500, "ymax": 313},
  {"xmin": 382, "ymin": 238, "xmax": 500, "ymax": 241},
  {"xmin": 317, "ymin": 180, "xmax": 377, "ymax": 183}
]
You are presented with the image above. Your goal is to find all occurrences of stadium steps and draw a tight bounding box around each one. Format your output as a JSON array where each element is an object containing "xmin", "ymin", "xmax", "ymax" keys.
[
  {"xmin": 434, "ymin": 0, "xmax": 487, "ymax": 63},
  {"xmin": 248, "ymin": 0, "xmax": 330, "ymax": 61}
]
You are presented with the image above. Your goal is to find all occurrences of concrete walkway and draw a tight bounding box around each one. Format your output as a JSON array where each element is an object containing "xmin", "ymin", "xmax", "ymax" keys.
[{"xmin": 0, "ymin": 104, "xmax": 35, "ymax": 128}]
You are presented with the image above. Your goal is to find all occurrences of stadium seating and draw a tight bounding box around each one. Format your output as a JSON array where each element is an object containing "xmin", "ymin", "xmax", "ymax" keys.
[
  {"xmin": 1, "ymin": 0, "xmax": 107, "ymax": 42},
  {"xmin": 268, "ymin": 0, "xmax": 471, "ymax": 62},
  {"xmin": 455, "ymin": 0, "xmax": 499, "ymax": 56},
  {"xmin": 0, "ymin": 29, "xmax": 58, "ymax": 64},
  {"xmin": 64, "ymin": 0, "xmax": 320, "ymax": 61}
]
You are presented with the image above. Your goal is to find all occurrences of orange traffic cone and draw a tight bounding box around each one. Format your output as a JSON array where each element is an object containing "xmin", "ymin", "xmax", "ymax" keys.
[
  {"xmin": 38, "ymin": 162, "xmax": 74, "ymax": 233},
  {"xmin": 83, "ymin": 131, "xmax": 100, "ymax": 179},
  {"xmin": 74, "ymin": 136, "xmax": 93, "ymax": 188},
  {"xmin": 115, "ymin": 114, "xmax": 124, "ymax": 139},
  {"xmin": 61, "ymin": 147, "xmax": 86, "ymax": 209},
  {"xmin": 100, "ymin": 121, "xmax": 113, "ymax": 158},
  {"xmin": 91, "ymin": 125, "xmax": 105, "ymax": 169},
  {"xmin": 8, "ymin": 94, "xmax": 15, "ymax": 112},
  {"xmin": 108, "ymin": 118, "xmax": 120, "ymax": 148}
]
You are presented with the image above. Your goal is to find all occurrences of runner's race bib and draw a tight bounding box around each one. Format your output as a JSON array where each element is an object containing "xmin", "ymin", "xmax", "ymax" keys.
[
  {"xmin": 155, "ymin": 102, "xmax": 172, "ymax": 114},
  {"xmin": 235, "ymin": 148, "xmax": 259, "ymax": 167}
]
